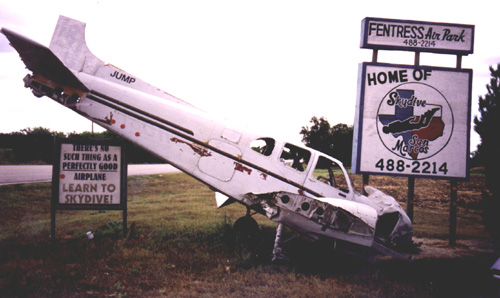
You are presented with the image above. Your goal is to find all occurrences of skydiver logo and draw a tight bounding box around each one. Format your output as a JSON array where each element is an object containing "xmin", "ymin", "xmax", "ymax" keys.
[{"xmin": 376, "ymin": 83, "xmax": 454, "ymax": 160}]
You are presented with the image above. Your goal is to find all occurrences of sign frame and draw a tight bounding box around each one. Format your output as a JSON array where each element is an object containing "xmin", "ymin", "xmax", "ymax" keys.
[
  {"xmin": 352, "ymin": 62, "xmax": 472, "ymax": 180},
  {"xmin": 360, "ymin": 17, "xmax": 475, "ymax": 55},
  {"xmin": 52, "ymin": 138, "xmax": 127, "ymax": 210},
  {"xmin": 51, "ymin": 138, "xmax": 128, "ymax": 239}
]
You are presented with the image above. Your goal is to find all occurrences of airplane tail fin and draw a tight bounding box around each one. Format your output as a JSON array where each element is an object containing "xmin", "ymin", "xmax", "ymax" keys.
[
  {"xmin": 49, "ymin": 16, "xmax": 195, "ymax": 107},
  {"xmin": 49, "ymin": 15, "xmax": 105, "ymax": 76}
]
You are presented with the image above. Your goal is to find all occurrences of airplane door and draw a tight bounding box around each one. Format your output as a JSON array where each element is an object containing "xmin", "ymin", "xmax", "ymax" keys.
[
  {"xmin": 304, "ymin": 155, "xmax": 353, "ymax": 199},
  {"xmin": 198, "ymin": 139, "xmax": 241, "ymax": 182},
  {"xmin": 277, "ymin": 143, "xmax": 312, "ymax": 185}
]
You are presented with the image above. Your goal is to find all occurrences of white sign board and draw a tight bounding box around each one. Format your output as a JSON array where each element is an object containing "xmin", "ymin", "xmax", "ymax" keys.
[
  {"xmin": 361, "ymin": 17, "xmax": 474, "ymax": 55},
  {"xmin": 352, "ymin": 62, "xmax": 472, "ymax": 179},
  {"xmin": 54, "ymin": 140, "xmax": 126, "ymax": 208}
]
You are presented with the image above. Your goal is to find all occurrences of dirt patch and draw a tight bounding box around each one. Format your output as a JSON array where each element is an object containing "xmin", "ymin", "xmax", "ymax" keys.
[{"xmin": 412, "ymin": 237, "xmax": 498, "ymax": 259}]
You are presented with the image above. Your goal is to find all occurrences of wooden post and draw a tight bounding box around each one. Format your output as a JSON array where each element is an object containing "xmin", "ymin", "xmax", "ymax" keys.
[
  {"xmin": 363, "ymin": 174, "xmax": 369, "ymax": 196},
  {"xmin": 407, "ymin": 177, "xmax": 415, "ymax": 222},
  {"xmin": 123, "ymin": 207, "xmax": 128, "ymax": 235},
  {"xmin": 122, "ymin": 152, "xmax": 128, "ymax": 236},
  {"xmin": 51, "ymin": 207, "xmax": 56, "ymax": 244},
  {"xmin": 51, "ymin": 136, "xmax": 58, "ymax": 244},
  {"xmin": 450, "ymin": 180, "xmax": 458, "ymax": 246}
]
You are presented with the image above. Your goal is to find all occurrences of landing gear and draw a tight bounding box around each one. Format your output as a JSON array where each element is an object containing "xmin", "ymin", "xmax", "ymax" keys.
[
  {"xmin": 233, "ymin": 213, "xmax": 291, "ymax": 263},
  {"xmin": 272, "ymin": 222, "xmax": 290, "ymax": 262}
]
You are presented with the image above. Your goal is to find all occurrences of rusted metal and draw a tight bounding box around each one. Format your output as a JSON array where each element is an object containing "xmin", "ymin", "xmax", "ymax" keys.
[
  {"xmin": 170, "ymin": 137, "xmax": 212, "ymax": 157},
  {"xmin": 234, "ymin": 162, "xmax": 252, "ymax": 175}
]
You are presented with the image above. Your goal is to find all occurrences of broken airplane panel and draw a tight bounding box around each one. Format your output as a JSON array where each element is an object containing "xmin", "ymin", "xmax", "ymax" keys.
[{"xmin": 1, "ymin": 16, "xmax": 414, "ymax": 261}]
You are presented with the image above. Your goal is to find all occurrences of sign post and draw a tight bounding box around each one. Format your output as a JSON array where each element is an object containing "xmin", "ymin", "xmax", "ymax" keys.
[{"xmin": 51, "ymin": 138, "xmax": 127, "ymax": 240}]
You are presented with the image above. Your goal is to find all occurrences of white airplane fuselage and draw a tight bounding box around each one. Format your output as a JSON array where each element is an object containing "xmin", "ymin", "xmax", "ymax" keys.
[
  {"xmin": 72, "ymin": 66, "xmax": 378, "ymax": 246},
  {"xmin": 2, "ymin": 16, "xmax": 414, "ymax": 257}
]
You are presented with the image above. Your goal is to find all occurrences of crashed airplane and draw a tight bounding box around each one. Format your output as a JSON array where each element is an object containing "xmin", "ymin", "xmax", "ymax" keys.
[{"xmin": 1, "ymin": 16, "xmax": 414, "ymax": 261}]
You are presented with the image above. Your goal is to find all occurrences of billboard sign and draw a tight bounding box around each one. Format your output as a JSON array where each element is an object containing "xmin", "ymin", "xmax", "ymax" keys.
[
  {"xmin": 52, "ymin": 138, "xmax": 127, "ymax": 210},
  {"xmin": 352, "ymin": 62, "xmax": 472, "ymax": 179},
  {"xmin": 361, "ymin": 17, "xmax": 474, "ymax": 55}
]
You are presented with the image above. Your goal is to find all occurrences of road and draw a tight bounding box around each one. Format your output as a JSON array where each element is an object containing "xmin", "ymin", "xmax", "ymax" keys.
[{"xmin": 0, "ymin": 164, "xmax": 180, "ymax": 186}]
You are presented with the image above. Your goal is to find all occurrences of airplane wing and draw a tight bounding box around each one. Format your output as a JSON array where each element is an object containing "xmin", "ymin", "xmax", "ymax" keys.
[{"xmin": 1, "ymin": 28, "xmax": 88, "ymax": 92}]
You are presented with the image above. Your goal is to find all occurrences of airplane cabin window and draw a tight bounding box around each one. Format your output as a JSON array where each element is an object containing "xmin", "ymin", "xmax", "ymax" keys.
[
  {"xmin": 313, "ymin": 156, "xmax": 349, "ymax": 193},
  {"xmin": 250, "ymin": 138, "xmax": 275, "ymax": 156},
  {"xmin": 280, "ymin": 143, "xmax": 311, "ymax": 172}
]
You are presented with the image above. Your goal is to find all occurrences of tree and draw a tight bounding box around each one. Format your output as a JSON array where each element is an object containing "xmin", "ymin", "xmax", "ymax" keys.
[
  {"xmin": 474, "ymin": 64, "xmax": 500, "ymax": 243},
  {"xmin": 300, "ymin": 117, "xmax": 353, "ymax": 166},
  {"xmin": 474, "ymin": 64, "xmax": 500, "ymax": 193},
  {"xmin": 19, "ymin": 127, "xmax": 65, "ymax": 138},
  {"xmin": 4, "ymin": 127, "xmax": 66, "ymax": 164},
  {"xmin": 0, "ymin": 127, "xmax": 165, "ymax": 164}
]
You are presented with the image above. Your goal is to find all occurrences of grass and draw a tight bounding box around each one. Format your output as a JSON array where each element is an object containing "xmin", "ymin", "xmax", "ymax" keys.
[{"xmin": 1, "ymin": 171, "xmax": 499, "ymax": 297}]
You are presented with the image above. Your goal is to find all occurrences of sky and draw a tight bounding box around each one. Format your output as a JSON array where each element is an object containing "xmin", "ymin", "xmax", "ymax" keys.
[{"xmin": 1, "ymin": 0, "xmax": 499, "ymax": 152}]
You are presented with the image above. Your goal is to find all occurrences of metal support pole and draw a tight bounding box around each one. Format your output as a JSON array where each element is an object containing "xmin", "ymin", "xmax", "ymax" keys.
[
  {"xmin": 372, "ymin": 49, "xmax": 378, "ymax": 63},
  {"xmin": 456, "ymin": 55, "xmax": 462, "ymax": 69}
]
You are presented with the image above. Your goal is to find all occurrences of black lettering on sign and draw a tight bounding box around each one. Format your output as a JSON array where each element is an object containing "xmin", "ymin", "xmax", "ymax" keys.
[
  {"xmin": 367, "ymin": 70, "xmax": 408, "ymax": 86},
  {"xmin": 110, "ymin": 71, "xmax": 136, "ymax": 84},
  {"xmin": 368, "ymin": 22, "xmax": 425, "ymax": 39},
  {"xmin": 442, "ymin": 29, "xmax": 466, "ymax": 42}
]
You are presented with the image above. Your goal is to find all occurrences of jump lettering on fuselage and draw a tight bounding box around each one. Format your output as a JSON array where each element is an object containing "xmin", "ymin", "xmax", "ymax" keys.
[{"xmin": 110, "ymin": 71, "xmax": 136, "ymax": 84}]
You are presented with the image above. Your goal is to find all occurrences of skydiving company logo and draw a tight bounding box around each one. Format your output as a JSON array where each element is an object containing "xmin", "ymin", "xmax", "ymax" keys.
[{"xmin": 376, "ymin": 83, "xmax": 453, "ymax": 160}]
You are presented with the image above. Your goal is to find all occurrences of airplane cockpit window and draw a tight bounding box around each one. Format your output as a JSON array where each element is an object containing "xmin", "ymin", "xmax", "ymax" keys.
[
  {"xmin": 280, "ymin": 143, "xmax": 311, "ymax": 172},
  {"xmin": 250, "ymin": 138, "xmax": 275, "ymax": 156},
  {"xmin": 313, "ymin": 156, "xmax": 349, "ymax": 193}
]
